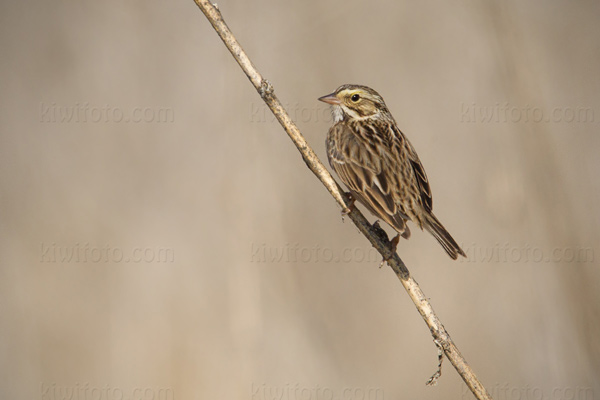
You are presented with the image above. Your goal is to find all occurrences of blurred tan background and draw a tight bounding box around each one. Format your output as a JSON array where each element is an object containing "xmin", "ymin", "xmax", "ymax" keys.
[{"xmin": 1, "ymin": 1, "xmax": 599, "ymax": 399}]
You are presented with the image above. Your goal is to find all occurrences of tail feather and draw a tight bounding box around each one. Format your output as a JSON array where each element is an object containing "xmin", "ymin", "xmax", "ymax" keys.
[{"xmin": 423, "ymin": 213, "xmax": 466, "ymax": 260}]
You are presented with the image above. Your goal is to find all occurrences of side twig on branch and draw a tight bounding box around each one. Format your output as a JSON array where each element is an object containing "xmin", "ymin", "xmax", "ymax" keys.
[{"xmin": 193, "ymin": 1, "xmax": 493, "ymax": 399}]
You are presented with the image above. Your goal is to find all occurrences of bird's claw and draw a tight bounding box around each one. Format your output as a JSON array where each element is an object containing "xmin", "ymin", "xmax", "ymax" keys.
[
  {"xmin": 340, "ymin": 193, "xmax": 355, "ymax": 223},
  {"xmin": 379, "ymin": 234, "xmax": 400, "ymax": 268}
]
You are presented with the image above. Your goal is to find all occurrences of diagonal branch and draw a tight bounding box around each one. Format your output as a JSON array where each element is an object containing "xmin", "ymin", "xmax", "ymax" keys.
[{"xmin": 193, "ymin": 1, "xmax": 493, "ymax": 399}]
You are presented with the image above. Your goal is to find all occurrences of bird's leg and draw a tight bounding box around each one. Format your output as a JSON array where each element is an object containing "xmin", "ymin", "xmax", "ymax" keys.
[
  {"xmin": 379, "ymin": 233, "xmax": 400, "ymax": 268},
  {"xmin": 341, "ymin": 192, "xmax": 356, "ymax": 222}
]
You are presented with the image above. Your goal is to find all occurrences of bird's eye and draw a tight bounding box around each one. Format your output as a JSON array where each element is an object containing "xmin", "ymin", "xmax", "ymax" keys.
[{"xmin": 351, "ymin": 94, "xmax": 360, "ymax": 102}]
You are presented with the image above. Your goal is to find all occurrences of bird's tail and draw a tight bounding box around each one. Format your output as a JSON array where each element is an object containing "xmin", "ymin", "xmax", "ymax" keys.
[{"xmin": 423, "ymin": 213, "xmax": 466, "ymax": 260}]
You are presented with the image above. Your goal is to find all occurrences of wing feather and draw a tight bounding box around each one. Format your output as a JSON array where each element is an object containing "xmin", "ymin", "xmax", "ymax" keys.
[
  {"xmin": 327, "ymin": 123, "xmax": 410, "ymax": 236},
  {"xmin": 390, "ymin": 124, "xmax": 433, "ymax": 213}
]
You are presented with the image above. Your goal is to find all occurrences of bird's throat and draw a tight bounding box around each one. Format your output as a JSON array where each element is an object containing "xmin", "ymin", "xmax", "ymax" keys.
[{"xmin": 332, "ymin": 105, "xmax": 344, "ymax": 123}]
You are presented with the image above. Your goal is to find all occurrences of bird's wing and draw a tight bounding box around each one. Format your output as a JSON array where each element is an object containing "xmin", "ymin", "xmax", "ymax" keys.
[
  {"xmin": 327, "ymin": 123, "xmax": 409, "ymax": 235},
  {"xmin": 391, "ymin": 124, "xmax": 433, "ymax": 213}
]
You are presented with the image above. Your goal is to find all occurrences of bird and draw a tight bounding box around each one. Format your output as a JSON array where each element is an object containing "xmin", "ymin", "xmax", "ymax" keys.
[{"xmin": 318, "ymin": 84, "xmax": 465, "ymax": 259}]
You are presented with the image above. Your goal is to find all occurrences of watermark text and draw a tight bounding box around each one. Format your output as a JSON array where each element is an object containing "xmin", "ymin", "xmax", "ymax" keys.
[
  {"xmin": 250, "ymin": 102, "xmax": 332, "ymax": 124},
  {"xmin": 459, "ymin": 243, "xmax": 594, "ymax": 264},
  {"xmin": 461, "ymin": 382, "xmax": 593, "ymax": 400},
  {"xmin": 40, "ymin": 382, "xmax": 174, "ymax": 400},
  {"xmin": 40, "ymin": 102, "xmax": 174, "ymax": 123},
  {"xmin": 252, "ymin": 382, "xmax": 383, "ymax": 400},
  {"xmin": 40, "ymin": 243, "xmax": 175, "ymax": 264},
  {"xmin": 250, "ymin": 242, "xmax": 381, "ymax": 264},
  {"xmin": 460, "ymin": 102, "xmax": 593, "ymax": 124}
]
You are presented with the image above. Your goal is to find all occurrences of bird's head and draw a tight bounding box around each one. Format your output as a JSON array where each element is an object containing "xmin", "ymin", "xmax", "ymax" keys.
[{"xmin": 318, "ymin": 84, "xmax": 388, "ymax": 123}]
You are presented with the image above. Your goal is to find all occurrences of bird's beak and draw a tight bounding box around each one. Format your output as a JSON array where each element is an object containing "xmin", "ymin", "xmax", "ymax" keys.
[{"xmin": 318, "ymin": 93, "xmax": 341, "ymax": 105}]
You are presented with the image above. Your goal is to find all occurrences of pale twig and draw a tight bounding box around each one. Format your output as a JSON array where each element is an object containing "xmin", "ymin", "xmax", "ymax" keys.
[
  {"xmin": 193, "ymin": 1, "xmax": 493, "ymax": 399},
  {"xmin": 426, "ymin": 339, "xmax": 445, "ymax": 386}
]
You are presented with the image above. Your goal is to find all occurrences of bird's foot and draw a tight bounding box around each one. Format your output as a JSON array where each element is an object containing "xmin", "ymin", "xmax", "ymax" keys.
[
  {"xmin": 341, "ymin": 193, "xmax": 356, "ymax": 223},
  {"xmin": 379, "ymin": 234, "xmax": 400, "ymax": 268}
]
